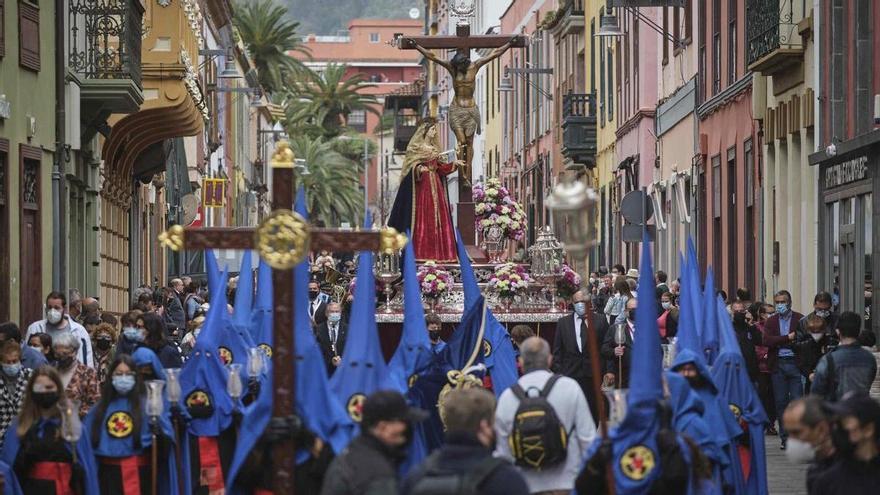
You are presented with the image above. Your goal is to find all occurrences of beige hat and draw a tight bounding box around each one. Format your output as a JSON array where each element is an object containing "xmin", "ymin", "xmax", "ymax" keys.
[{"xmin": 625, "ymin": 268, "xmax": 639, "ymax": 279}]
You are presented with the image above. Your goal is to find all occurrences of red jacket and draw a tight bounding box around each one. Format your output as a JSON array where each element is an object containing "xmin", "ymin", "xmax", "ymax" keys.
[{"xmin": 761, "ymin": 311, "xmax": 804, "ymax": 372}]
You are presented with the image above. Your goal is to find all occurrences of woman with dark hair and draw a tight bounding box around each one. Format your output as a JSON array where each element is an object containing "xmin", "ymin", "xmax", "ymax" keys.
[
  {"xmin": 137, "ymin": 313, "xmax": 182, "ymax": 370},
  {"xmin": 387, "ymin": 118, "xmax": 460, "ymax": 262},
  {"xmin": 1, "ymin": 366, "xmax": 99, "ymax": 494},
  {"xmin": 85, "ymin": 355, "xmax": 181, "ymax": 494}
]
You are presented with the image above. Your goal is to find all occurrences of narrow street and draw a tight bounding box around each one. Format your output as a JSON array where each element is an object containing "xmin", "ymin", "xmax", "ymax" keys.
[{"xmin": 766, "ymin": 437, "xmax": 808, "ymax": 495}]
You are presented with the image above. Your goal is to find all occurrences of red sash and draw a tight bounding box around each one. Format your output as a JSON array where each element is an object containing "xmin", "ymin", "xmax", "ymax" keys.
[
  {"xmin": 100, "ymin": 454, "xmax": 150, "ymax": 495},
  {"xmin": 198, "ymin": 436, "xmax": 226, "ymax": 493},
  {"xmin": 29, "ymin": 461, "xmax": 73, "ymax": 495}
]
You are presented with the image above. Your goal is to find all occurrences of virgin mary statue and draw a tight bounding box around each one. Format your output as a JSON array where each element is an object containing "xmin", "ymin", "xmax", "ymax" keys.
[{"xmin": 387, "ymin": 118, "xmax": 458, "ymax": 262}]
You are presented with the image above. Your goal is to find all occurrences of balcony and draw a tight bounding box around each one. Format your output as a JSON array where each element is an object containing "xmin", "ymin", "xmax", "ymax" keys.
[
  {"xmin": 69, "ymin": 0, "xmax": 145, "ymax": 121},
  {"xmin": 384, "ymin": 78, "xmax": 424, "ymax": 153},
  {"xmin": 561, "ymin": 93, "xmax": 597, "ymax": 168},
  {"xmin": 546, "ymin": 0, "xmax": 585, "ymax": 38},
  {"xmin": 746, "ymin": 0, "xmax": 805, "ymax": 75}
]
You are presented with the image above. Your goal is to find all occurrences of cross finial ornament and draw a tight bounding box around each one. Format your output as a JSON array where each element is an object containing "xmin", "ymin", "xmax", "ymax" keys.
[{"xmin": 450, "ymin": 0, "xmax": 475, "ymax": 22}]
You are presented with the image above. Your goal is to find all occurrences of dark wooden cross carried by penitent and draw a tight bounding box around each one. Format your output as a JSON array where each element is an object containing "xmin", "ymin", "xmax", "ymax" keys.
[
  {"xmin": 394, "ymin": 8, "xmax": 526, "ymax": 250},
  {"xmin": 158, "ymin": 141, "xmax": 407, "ymax": 494}
]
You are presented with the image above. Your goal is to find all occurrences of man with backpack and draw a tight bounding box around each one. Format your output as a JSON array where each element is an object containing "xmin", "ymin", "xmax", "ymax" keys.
[
  {"xmin": 494, "ymin": 337, "xmax": 597, "ymax": 494},
  {"xmin": 401, "ymin": 387, "xmax": 528, "ymax": 495}
]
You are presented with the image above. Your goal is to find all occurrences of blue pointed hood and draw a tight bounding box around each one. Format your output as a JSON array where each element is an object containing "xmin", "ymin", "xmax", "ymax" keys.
[
  {"xmin": 250, "ymin": 259, "xmax": 273, "ymax": 348},
  {"xmin": 206, "ymin": 248, "xmax": 222, "ymax": 298},
  {"xmin": 329, "ymin": 250, "xmax": 389, "ymax": 423},
  {"xmin": 629, "ymin": 231, "xmax": 663, "ymax": 406},
  {"xmin": 454, "ymin": 231, "xmax": 518, "ymax": 397},
  {"xmin": 701, "ymin": 267, "xmax": 719, "ymax": 364},
  {"xmin": 387, "ymin": 235, "xmax": 433, "ymax": 394},
  {"xmin": 133, "ymin": 347, "xmax": 167, "ymax": 380},
  {"xmin": 179, "ymin": 269, "xmax": 236, "ymax": 437},
  {"xmin": 232, "ymin": 251, "xmax": 254, "ymax": 327},
  {"xmin": 684, "ymin": 238, "xmax": 703, "ymax": 328}
]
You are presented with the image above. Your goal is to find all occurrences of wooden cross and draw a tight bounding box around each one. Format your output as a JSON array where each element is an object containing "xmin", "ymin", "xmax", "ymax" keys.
[
  {"xmin": 159, "ymin": 141, "xmax": 407, "ymax": 494},
  {"xmin": 396, "ymin": 25, "xmax": 526, "ymax": 250}
]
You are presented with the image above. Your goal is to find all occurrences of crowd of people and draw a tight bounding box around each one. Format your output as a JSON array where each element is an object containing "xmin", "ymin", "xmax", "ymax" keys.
[{"xmin": 0, "ymin": 251, "xmax": 876, "ymax": 494}]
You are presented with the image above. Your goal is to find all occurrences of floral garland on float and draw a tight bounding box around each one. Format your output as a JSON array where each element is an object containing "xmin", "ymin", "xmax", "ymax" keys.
[
  {"xmin": 416, "ymin": 261, "xmax": 454, "ymax": 312},
  {"xmin": 488, "ymin": 262, "xmax": 532, "ymax": 312},
  {"xmin": 555, "ymin": 263, "xmax": 582, "ymax": 301},
  {"xmin": 473, "ymin": 178, "xmax": 527, "ymax": 263}
]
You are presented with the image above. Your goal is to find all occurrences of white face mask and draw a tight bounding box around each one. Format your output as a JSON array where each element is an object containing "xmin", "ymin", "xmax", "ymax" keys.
[
  {"xmin": 46, "ymin": 309, "xmax": 63, "ymax": 325},
  {"xmin": 784, "ymin": 438, "xmax": 816, "ymax": 464},
  {"xmin": 810, "ymin": 332, "xmax": 824, "ymax": 342}
]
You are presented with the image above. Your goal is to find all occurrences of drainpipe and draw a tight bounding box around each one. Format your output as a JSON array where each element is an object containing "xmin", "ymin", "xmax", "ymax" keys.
[{"xmin": 52, "ymin": 0, "xmax": 67, "ymax": 293}]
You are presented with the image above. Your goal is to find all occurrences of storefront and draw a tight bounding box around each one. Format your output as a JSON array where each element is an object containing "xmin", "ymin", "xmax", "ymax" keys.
[{"xmin": 810, "ymin": 129, "xmax": 880, "ymax": 335}]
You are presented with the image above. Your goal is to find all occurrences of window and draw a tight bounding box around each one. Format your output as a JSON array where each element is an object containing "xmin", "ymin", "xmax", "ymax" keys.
[
  {"xmin": 727, "ymin": 146, "xmax": 737, "ymax": 294},
  {"xmin": 0, "ymin": 138, "xmax": 7, "ymax": 321},
  {"xmin": 712, "ymin": 155, "xmax": 722, "ymax": 277},
  {"xmin": 744, "ymin": 138, "xmax": 755, "ymax": 293},
  {"xmin": 684, "ymin": 0, "xmax": 693, "ymax": 41},
  {"xmin": 369, "ymin": 33, "xmax": 380, "ymax": 43},
  {"xmin": 609, "ymin": 43, "xmax": 616, "ymax": 121},
  {"xmin": 712, "ymin": 0, "xmax": 720, "ymax": 94},
  {"xmin": 728, "ymin": 0, "xmax": 737, "ymax": 85},
  {"xmin": 19, "ymin": 0, "xmax": 40, "ymax": 71},
  {"xmin": 590, "ymin": 18, "xmax": 596, "ymax": 91},
  {"xmin": 599, "ymin": 35, "xmax": 606, "ymax": 127},
  {"xmin": 699, "ymin": 0, "xmax": 706, "ymax": 102},
  {"xmin": 673, "ymin": 4, "xmax": 680, "ymax": 51}
]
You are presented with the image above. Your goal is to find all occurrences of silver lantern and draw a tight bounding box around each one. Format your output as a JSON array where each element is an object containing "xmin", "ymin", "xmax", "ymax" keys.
[
  {"xmin": 544, "ymin": 178, "xmax": 599, "ymax": 260},
  {"xmin": 374, "ymin": 250, "xmax": 401, "ymax": 313},
  {"xmin": 528, "ymin": 226, "xmax": 565, "ymax": 312}
]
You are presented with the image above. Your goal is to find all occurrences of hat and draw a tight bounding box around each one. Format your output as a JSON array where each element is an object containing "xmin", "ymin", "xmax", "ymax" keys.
[
  {"xmin": 626, "ymin": 268, "xmax": 640, "ymax": 279},
  {"xmin": 823, "ymin": 394, "xmax": 880, "ymax": 425},
  {"xmin": 361, "ymin": 390, "xmax": 429, "ymax": 427}
]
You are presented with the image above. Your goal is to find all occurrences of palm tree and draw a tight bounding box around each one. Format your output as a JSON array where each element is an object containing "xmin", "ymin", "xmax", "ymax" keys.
[
  {"xmin": 234, "ymin": 0, "xmax": 310, "ymax": 93},
  {"xmin": 290, "ymin": 135, "xmax": 362, "ymax": 226},
  {"xmin": 287, "ymin": 64, "xmax": 381, "ymax": 137}
]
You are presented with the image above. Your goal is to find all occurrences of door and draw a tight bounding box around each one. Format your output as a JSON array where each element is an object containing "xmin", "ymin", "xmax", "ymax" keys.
[
  {"xmin": 19, "ymin": 146, "xmax": 42, "ymax": 326},
  {"xmin": 0, "ymin": 139, "xmax": 8, "ymax": 322},
  {"xmin": 834, "ymin": 194, "xmax": 871, "ymax": 320}
]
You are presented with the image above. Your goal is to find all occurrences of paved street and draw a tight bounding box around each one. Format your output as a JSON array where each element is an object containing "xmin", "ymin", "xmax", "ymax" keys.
[{"xmin": 766, "ymin": 436, "xmax": 808, "ymax": 495}]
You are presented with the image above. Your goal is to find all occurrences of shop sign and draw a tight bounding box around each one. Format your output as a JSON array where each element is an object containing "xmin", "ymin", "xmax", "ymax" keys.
[
  {"xmin": 203, "ymin": 178, "xmax": 227, "ymax": 208},
  {"xmin": 825, "ymin": 155, "xmax": 869, "ymax": 189}
]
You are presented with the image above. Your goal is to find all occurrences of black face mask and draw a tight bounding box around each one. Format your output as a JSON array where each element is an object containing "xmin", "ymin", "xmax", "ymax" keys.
[
  {"xmin": 832, "ymin": 425, "xmax": 857, "ymax": 458},
  {"xmin": 685, "ymin": 374, "xmax": 706, "ymax": 390},
  {"xmin": 95, "ymin": 338, "xmax": 112, "ymax": 351},
  {"xmin": 429, "ymin": 331, "xmax": 441, "ymax": 342},
  {"xmin": 32, "ymin": 391, "xmax": 60, "ymax": 409},
  {"xmin": 627, "ymin": 309, "xmax": 637, "ymax": 322},
  {"xmin": 54, "ymin": 356, "xmax": 75, "ymax": 370},
  {"xmin": 733, "ymin": 313, "xmax": 747, "ymax": 327},
  {"xmin": 308, "ymin": 291, "xmax": 319, "ymax": 301}
]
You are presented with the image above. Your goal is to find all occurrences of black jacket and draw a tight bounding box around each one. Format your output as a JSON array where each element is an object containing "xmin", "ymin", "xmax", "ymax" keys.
[
  {"xmin": 315, "ymin": 321, "xmax": 348, "ymax": 375},
  {"xmin": 809, "ymin": 456, "xmax": 880, "ymax": 495},
  {"xmin": 733, "ymin": 323, "xmax": 763, "ymax": 381},
  {"xmin": 320, "ymin": 434, "xmax": 402, "ymax": 495},
  {"xmin": 601, "ymin": 322, "xmax": 634, "ymax": 387},
  {"xmin": 400, "ymin": 432, "xmax": 528, "ymax": 495},
  {"xmin": 552, "ymin": 312, "xmax": 608, "ymax": 381}
]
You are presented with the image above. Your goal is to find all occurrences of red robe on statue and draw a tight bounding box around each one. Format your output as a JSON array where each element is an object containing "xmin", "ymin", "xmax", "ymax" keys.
[{"xmin": 412, "ymin": 159, "xmax": 458, "ymax": 262}]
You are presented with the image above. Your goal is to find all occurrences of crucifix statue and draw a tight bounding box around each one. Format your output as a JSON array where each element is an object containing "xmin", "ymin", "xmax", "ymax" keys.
[
  {"xmin": 395, "ymin": 6, "xmax": 525, "ymax": 247},
  {"xmin": 158, "ymin": 141, "xmax": 406, "ymax": 494}
]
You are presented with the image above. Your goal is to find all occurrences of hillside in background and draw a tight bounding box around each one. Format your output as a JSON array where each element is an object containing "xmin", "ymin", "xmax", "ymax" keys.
[{"xmin": 281, "ymin": 0, "xmax": 422, "ymax": 35}]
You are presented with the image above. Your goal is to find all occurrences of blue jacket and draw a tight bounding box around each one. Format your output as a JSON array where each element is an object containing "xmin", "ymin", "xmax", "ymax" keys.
[{"xmin": 811, "ymin": 344, "xmax": 878, "ymax": 401}]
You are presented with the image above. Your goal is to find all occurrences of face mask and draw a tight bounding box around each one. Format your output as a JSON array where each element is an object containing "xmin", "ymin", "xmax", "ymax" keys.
[
  {"xmin": 627, "ymin": 309, "xmax": 637, "ymax": 322},
  {"xmin": 815, "ymin": 309, "xmax": 831, "ymax": 319},
  {"xmin": 95, "ymin": 338, "xmax": 112, "ymax": 351},
  {"xmin": 775, "ymin": 303, "xmax": 789, "ymax": 315},
  {"xmin": 112, "ymin": 375, "xmax": 136, "ymax": 395},
  {"xmin": 573, "ymin": 302, "xmax": 587, "ymax": 316},
  {"xmin": 46, "ymin": 309, "xmax": 63, "ymax": 325},
  {"xmin": 733, "ymin": 313, "xmax": 747, "ymax": 326},
  {"xmin": 429, "ymin": 330, "xmax": 441, "ymax": 341},
  {"xmin": 123, "ymin": 327, "xmax": 144, "ymax": 342},
  {"xmin": 328, "ymin": 313, "xmax": 341, "ymax": 324},
  {"xmin": 1, "ymin": 364, "xmax": 21, "ymax": 378},
  {"xmin": 832, "ymin": 426, "xmax": 856, "ymax": 458},
  {"xmin": 598, "ymin": 281, "xmax": 606, "ymax": 289},
  {"xmin": 54, "ymin": 356, "xmax": 75, "ymax": 370},
  {"xmin": 309, "ymin": 291, "xmax": 319, "ymax": 301},
  {"xmin": 661, "ymin": 301, "xmax": 672, "ymax": 310},
  {"xmin": 810, "ymin": 332, "xmax": 824, "ymax": 342},
  {"xmin": 784, "ymin": 438, "xmax": 816, "ymax": 464},
  {"xmin": 588, "ymin": 278, "xmax": 595, "ymax": 286},
  {"xmin": 31, "ymin": 391, "xmax": 60, "ymax": 409}
]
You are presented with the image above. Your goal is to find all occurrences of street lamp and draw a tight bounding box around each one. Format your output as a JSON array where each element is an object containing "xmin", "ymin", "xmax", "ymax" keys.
[{"xmin": 544, "ymin": 178, "xmax": 598, "ymax": 260}]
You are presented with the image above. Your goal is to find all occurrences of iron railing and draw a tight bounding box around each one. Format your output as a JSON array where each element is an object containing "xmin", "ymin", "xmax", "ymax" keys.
[
  {"xmin": 69, "ymin": 0, "xmax": 144, "ymax": 84},
  {"xmin": 563, "ymin": 92, "xmax": 597, "ymax": 119},
  {"xmin": 746, "ymin": 0, "xmax": 802, "ymax": 65}
]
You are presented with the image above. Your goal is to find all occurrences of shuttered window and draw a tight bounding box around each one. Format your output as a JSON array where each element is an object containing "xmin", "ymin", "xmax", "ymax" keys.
[
  {"xmin": 19, "ymin": 1, "xmax": 39, "ymax": 71},
  {"xmin": 0, "ymin": 0, "xmax": 6, "ymax": 57}
]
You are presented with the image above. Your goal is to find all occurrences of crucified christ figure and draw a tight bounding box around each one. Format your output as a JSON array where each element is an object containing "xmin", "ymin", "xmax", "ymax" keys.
[{"xmin": 410, "ymin": 39, "xmax": 518, "ymax": 185}]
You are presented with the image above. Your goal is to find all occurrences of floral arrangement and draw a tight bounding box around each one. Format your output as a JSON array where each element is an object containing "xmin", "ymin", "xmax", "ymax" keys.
[
  {"xmin": 555, "ymin": 263, "xmax": 582, "ymax": 299},
  {"xmin": 473, "ymin": 178, "xmax": 527, "ymax": 242},
  {"xmin": 488, "ymin": 263, "xmax": 532, "ymax": 298},
  {"xmin": 417, "ymin": 261, "xmax": 454, "ymax": 300}
]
